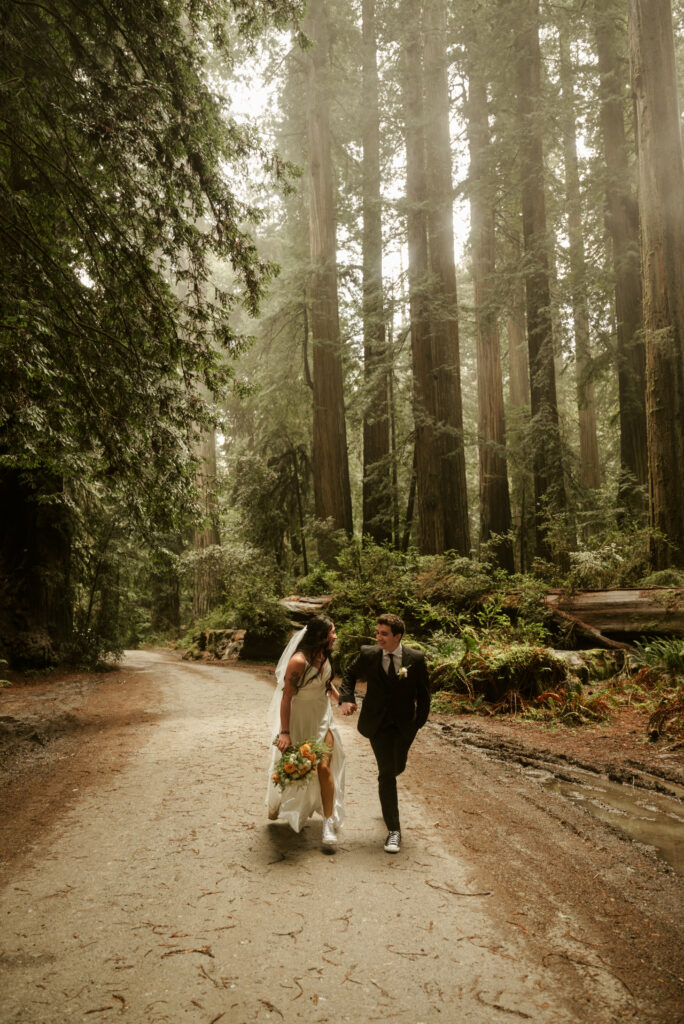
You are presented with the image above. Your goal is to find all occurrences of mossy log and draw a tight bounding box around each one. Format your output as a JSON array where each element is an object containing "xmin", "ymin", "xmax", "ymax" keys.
[
  {"xmin": 432, "ymin": 644, "xmax": 572, "ymax": 703},
  {"xmin": 547, "ymin": 649, "xmax": 624, "ymax": 684},
  {"xmin": 183, "ymin": 628, "xmax": 246, "ymax": 662}
]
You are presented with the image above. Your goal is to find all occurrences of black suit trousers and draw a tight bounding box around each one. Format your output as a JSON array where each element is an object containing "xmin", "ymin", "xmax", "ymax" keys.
[{"xmin": 369, "ymin": 721, "xmax": 415, "ymax": 831}]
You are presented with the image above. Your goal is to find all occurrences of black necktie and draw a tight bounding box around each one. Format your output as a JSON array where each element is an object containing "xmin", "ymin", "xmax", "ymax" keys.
[{"xmin": 387, "ymin": 653, "xmax": 397, "ymax": 680}]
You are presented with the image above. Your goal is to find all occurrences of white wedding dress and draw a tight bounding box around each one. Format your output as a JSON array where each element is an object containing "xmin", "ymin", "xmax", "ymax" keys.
[{"xmin": 266, "ymin": 640, "xmax": 345, "ymax": 834}]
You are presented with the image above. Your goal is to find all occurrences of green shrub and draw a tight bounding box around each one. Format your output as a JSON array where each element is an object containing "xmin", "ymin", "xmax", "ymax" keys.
[
  {"xmin": 640, "ymin": 569, "xmax": 684, "ymax": 588},
  {"xmin": 413, "ymin": 554, "xmax": 497, "ymax": 617},
  {"xmin": 296, "ymin": 562, "xmax": 336, "ymax": 596},
  {"xmin": 461, "ymin": 643, "xmax": 570, "ymax": 702},
  {"xmin": 564, "ymin": 527, "xmax": 652, "ymax": 590}
]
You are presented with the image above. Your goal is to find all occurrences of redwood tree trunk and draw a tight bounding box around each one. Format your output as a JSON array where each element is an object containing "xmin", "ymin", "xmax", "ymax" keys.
[
  {"xmin": 559, "ymin": 28, "xmax": 601, "ymax": 491},
  {"xmin": 506, "ymin": 244, "xmax": 533, "ymax": 573},
  {"xmin": 466, "ymin": 56, "xmax": 514, "ymax": 571},
  {"xmin": 305, "ymin": 0, "xmax": 353, "ymax": 554},
  {"xmin": 629, "ymin": 0, "xmax": 684, "ymax": 568},
  {"xmin": 507, "ymin": 260, "xmax": 531, "ymax": 411},
  {"xmin": 592, "ymin": 0, "xmax": 648, "ymax": 509},
  {"xmin": 361, "ymin": 0, "xmax": 391, "ymax": 544},
  {"xmin": 401, "ymin": 0, "xmax": 442, "ymax": 555},
  {"xmin": 423, "ymin": 0, "xmax": 470, "ymax": 556},
  {"xmin": 150, "ymin": 537, "xmax": 182, "ymax": 634},
  {"xmin": 514, "ymin": 0, "xmax": 568, "ymax": 560},
  {"xmin": 193, "ymin": 429, "xmax": 221, "ymax": 619}
]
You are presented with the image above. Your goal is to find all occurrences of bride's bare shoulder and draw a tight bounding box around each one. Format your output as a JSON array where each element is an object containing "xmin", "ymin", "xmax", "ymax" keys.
[{"xmin": 286, "ymin": 651, "xmax": 307, "ymax": 675}]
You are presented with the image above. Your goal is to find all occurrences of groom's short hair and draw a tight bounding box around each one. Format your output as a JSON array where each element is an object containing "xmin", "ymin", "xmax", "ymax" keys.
[{"xmin": 377, "ymin": 613, "xmax": 405, "ymax": 637}]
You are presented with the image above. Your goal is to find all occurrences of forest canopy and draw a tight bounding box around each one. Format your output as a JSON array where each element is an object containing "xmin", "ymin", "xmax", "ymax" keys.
[{"xmin": 1, "ymin": 0, "xmax": 684, "ymax": 669}]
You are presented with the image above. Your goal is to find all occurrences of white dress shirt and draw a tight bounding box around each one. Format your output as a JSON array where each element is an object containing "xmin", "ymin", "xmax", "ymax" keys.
[{"xmin": 382, "ymin": 644, "xmax": 403, "ymax": 674}]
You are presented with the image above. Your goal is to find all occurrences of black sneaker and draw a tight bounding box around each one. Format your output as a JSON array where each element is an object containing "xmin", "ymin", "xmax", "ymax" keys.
[{"xmin": 384, "ymin": 830, "xmax": 401, "ymax": 853}]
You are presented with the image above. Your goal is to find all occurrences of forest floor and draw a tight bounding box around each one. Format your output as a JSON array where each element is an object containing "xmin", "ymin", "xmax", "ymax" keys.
[{"xmin": 0, "ymin": 649, "xmax": 682, "ymax": 1023}]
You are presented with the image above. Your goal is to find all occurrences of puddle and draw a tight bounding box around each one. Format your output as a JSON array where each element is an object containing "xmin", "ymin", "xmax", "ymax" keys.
[{"xmin": 542, "ymin": 773, "xmax": 684, "ymax": 874}]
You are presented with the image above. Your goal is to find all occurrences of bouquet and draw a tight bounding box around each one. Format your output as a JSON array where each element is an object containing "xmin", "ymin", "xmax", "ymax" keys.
[{"xmin": 272, "ymin": 737, "xmax": 331, "ymax": 789}]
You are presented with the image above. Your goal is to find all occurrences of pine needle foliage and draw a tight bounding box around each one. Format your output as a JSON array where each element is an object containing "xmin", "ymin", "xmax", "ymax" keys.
[{"xmin": 0, "ymin": 0, "xmax": 301, "ymax": 522}]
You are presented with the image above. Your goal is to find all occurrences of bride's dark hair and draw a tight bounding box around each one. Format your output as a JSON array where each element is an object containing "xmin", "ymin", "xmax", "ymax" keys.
[{"xmin": 296, "ymin": 614, "xmax": 334, "ymax": 662}]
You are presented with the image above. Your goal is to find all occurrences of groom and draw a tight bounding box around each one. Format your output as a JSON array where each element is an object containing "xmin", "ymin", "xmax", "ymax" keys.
[{"xmin": 338, "ymin": 613, "xmax": 431, "ymax": 854}]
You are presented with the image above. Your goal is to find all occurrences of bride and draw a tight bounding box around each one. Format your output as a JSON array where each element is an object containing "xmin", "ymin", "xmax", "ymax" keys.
[{"xmin": 266, "ymin": 615, "xmax": 345, "ymax": 849}]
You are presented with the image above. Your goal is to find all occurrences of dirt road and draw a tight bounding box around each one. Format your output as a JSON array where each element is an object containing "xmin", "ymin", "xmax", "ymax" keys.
[{"xmin": 1, "ymin": 650, "xmax": 682, "ymax": 1023}]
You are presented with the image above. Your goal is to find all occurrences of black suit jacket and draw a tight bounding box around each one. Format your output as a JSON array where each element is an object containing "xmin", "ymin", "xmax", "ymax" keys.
[{"xmin": 338, "ymin": 644, "xmax": 431, "ymax": 741}]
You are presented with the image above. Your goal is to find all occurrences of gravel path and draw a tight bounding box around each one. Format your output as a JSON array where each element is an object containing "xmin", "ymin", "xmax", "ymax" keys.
[{"xmin": 1, "ymin": 651, "xmax": 681, "ymax": 1023}]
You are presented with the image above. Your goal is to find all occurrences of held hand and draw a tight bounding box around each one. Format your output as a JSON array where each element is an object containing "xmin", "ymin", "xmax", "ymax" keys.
[
  {"xmin": 340, "ymin": 702, "xmax": 357, "ymax": 716},
  {"xmin": 276, "ymin": 733, "xmax": 291, "ymax": 752}
]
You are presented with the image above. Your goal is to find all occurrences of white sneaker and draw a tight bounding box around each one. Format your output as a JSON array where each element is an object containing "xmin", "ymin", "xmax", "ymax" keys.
[
  {"xmin": 384, "ymin": 830, "xmax": 401, "ymax": 854},
  {"xmin": 322, "ymin": 817, "xmax": 337, "ymax": 849}
]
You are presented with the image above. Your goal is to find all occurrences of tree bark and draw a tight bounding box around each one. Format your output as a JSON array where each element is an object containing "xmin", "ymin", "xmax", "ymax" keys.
[
  {"xmin": 629, "ymin": 0, "xmax": 684, "ymax": 568},
  {"xmin": 193, "ymin": 429, "xmax": 221, "ymax": 619},
  {"xmin": 507, "ymin": 257, "xmax": 531, "ymax": 410},
  {"xmin": 290, "ymin": 447, "xmax": 309, "ymax": 577},
  {"xmin": 504, "ymin": 229, "xmax": 533, "ymax": 571},
  {"xmin": 304, "ymin": 0, "xmax": 354, "ymax": 555},
  {"xmin": 558, "ymin": 28, "xmax": 601, "ymax": 491},
  {"xmin": 466, "ymin": 55, "xmax": 514, "ymax": 571},
  {"xmin": 150, "ymin": 537, "xmax": 182, "ymax": 634},
  {"xmin": 361, "ymin": 0, "xmax": 391, "ymax": 545},
  {"xmin": 423, "ymin": 0, "xmax": 470, "ymax": 556},
  {"xmin": 592, "ymin": 0, "xmax": 649, "ymax": 509},
  {"xmin": 402, "ymin": 442, "xmax": 418, "ymax": 552},
  {"xmin": 401, "ymin": 0, "xmax": 442, "ymax": 555},
  {"xmin": 513, "ymin": 0, "xmax": 568, "ymax": 560}
]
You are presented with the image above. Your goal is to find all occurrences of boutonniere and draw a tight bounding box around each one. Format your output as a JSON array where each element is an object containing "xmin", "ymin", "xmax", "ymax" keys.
[{"xmin": 399, "ymin": 666, "xmax": 408, "ymax": 679}]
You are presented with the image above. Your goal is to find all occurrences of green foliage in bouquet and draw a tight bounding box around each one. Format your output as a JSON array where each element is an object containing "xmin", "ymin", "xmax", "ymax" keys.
[{"xmin": 271, "ymin": 738, "xmax": 331, "ymax": 789}]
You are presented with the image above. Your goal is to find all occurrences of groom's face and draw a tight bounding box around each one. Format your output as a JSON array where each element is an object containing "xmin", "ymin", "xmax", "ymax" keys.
[{"xmin": 376, "ymin": 624, "xmax": 401, "ymax": 653}]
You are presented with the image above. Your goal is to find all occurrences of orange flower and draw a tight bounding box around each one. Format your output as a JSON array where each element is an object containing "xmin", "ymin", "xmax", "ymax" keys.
[
  {"xmin": 284, "ymin": 762, "xmax": 297, "ymax": 774},
  {"xmin": 272, "ymin": 773, "xmax": 279, "ymax": 782},
  {"xmin": 299, "ymin": 743, "xmax": 311, "ymax": 756}
]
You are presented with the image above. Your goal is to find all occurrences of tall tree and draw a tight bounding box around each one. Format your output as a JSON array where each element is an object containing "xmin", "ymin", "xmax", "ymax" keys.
[
  {"xmin": 591, "ymin": 0, "xmax": 649, "ymax": 509},
  {"xmin": 361, "ymin": 0, "xmax": 391, "ymax": 544},
  {"xmin": 512, "ymin": 0, "xmax": 568, "ymax": 559},
  {"xmin": 558, "ymin": 26, "xmax": 601, "ymax": 491},
  {"xmin": 507, "ymin": 257, "xmax": 531, "ymax": 411},
  {"xmin": 466, "ymin": 41, "xmax": 514, "ymax": 570},
  {"xmin": 149, "ymin": 539, "xmax": 182, "ymax": 635},
  {"xmin": 501, "ymin": 218, "xmax": 533, "ymax": 570},
  {"xmin": 423, "ymin": 0, "xmax": 471, "ymax": 556},
  {"xmin": 0, "ymin": 0, "xmax": 298, "ymax": 666},
  {"xmin": 304, "ymin": 0, "xmax": 354, "ymax": 556},
  {"xmin": 629, "ymin": 0, "xmax": 684, "ymax": 567},
  {"xmin": 401, "ymin": 0, "xmax": 443, "ymax": 554},
  {"xmin": 193, "ymin": 430, "xmax": 221, "ymax": 618}
]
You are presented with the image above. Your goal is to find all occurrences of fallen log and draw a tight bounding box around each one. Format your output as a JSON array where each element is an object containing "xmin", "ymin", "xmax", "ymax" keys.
[
  {"xmin": 548, "ymin": 607, "xmax": 634, "ymax": 650},
  {"xmin": 543, "ymin": 588, "xmax": 684, "ymax": 639},
  {"xmin": 278, "ymin": 590, "xmax": 684, "ymax": 645},
  {"xmin": 278, "ymin": 595, "xmax": 334, "ymax": 622}
]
